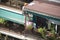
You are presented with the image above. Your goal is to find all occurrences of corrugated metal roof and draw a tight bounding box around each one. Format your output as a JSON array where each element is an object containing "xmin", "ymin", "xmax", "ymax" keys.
[{"xmin": 24, "ymin": 1, "xmax": 60, "ymax": 18}]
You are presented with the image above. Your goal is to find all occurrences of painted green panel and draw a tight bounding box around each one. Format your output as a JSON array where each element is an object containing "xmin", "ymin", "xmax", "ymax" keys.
[{"xmin": 0, "ymin": 8, "xmax": 25, "ymax": 24}]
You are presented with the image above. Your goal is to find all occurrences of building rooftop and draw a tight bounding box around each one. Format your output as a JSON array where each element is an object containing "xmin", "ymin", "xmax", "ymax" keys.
[{"xmin": 24, "ymin": 1, "xmax": 60, "ymax": 18}]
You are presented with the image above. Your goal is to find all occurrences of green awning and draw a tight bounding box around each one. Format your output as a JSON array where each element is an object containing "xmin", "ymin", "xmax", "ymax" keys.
[{"xmin": 0, "ymin": 8, "xmax": 25, "ymax": 24}]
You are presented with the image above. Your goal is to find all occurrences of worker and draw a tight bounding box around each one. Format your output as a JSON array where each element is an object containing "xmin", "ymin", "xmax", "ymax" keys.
[{"xmin": 25, "ymin": 20, "xmax": 33, "ymax": 30}]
